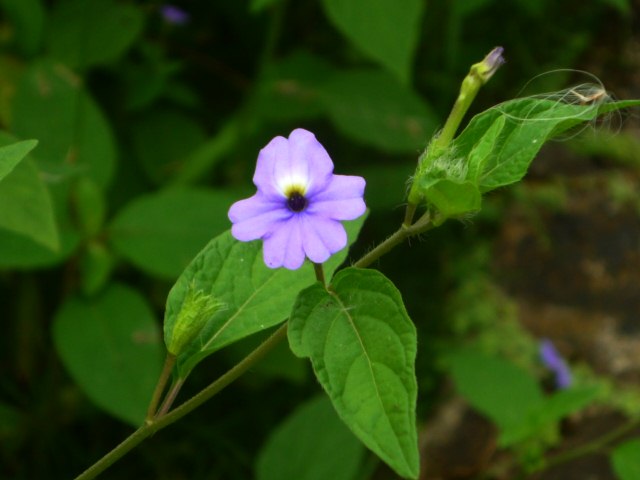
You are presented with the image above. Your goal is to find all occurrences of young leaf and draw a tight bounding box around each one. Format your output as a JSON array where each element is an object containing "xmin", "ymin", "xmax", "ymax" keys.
[
  {"xmin": 318, "ymin": 70, "xmax": 438, "ymax": 153},
  {"xmin": 109, "ymin": 188, "xmax": 238, "ymax": 279},
  {"xmin": 0, "ymin": 139, "xmax": 38, "ymax": 183},
  {"xmin": 611, "ymin": 438, "xmax": 640, "ymax": 480},
  {"xmin": 421, "ymin": 179, "xmax": 481, "ymax": 222},
  {"xmin": 165, "ymin": 215, "xmax": 367, "ymax": 377},
  {"xmin": 452, "ymin": 97, "xmax": 640, "ymax": 192},
  {"xmin": 46, "ymin": 0, "xmax": 144, "ymax": 70},
  {"xmin": 288, "ymin": 268, "xmax": 419, "ymax": 479},
  {"xmin": 256, "ymin": 395, "xmax": 365, "ymax": 480},
  {"xmin": 52, "ymin": 283, "xmax": 164, "ymax": 426},
  {"xmin": 321, "ymin": 0, "xmax": 424, "ymax": 84}
]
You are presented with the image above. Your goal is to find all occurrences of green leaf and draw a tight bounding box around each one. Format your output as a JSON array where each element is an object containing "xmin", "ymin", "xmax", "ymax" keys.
[
  {"xmin": 0, "ymin": 139, "xmax": 37, "ymax": 182},
  {"xmin": 256, "ymin": 395, "xmax": 365, "ymax": 480},
  {"xmin": 109, "ymin": 188, "xmax": 237, "ymax": 279},
  {"xmin": 422, "ymin": 179, "xmax": 481, "ymax": 222},
  {"xmin": 46, "ymin": 0, "xmax": 144, "ymax": 70},
  {"xmin": 321, "ymin": 0, "xmax": 424, "ymax": 84},
  {"xmin": 611, "ymin": 439, "xmax": 640, "ymax": 480},
  {"xmin": 0, "ymin": 0, "xmax": 45, "ymax": 55},
  {"xmin": 11, "ymin": 60, "xmax": 117, "ymax": 187},
  {"xmin": 447, "ymin": 350, "xmax": 545, "ymax": 434},
  {"xmin": 288, "ymin": 268, "xmax": 419, "ymax": 479},
  {"xmin": 499, "ymin": 386, "xmax": 600, "ymax": 446},
  {"xmin": 130, "ymin": 108, "xmax": 207, "ymax": 185},
  {"xmin": 52, "ymin": 283, "xmax": 164, "ymax": 426},
  {"xmin": 319, "ymin": 70, "xmax": 438, "ymax": 153},
  {"xmin": 254, "ymin": 51, "xmax": 334, "ymax": 122},
  {"xmin": 164, "ymin": 214, "xmax": 367, "ymax": 377},
  {"xmin": 250, "ymin": 0, "xmax": 281, "ymax": 13},
  {"xmin": 0, "ymin": 135, "xmax": 58, "ymax": 250},
  {"xmin": 452, "ymin": 98, "xmax": 640, "ymax": 192}
]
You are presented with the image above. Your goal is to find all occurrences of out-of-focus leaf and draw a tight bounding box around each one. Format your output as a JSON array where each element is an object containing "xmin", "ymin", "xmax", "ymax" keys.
[
  {"xmin": 11, "ymin": 60, "xmax": 117, "ymax": 187},
  {"xmin": 359, "ymin": 163, "xmax": 413, "ymax": 211},
  {"xmin": 0, "ymin": 402, "xmax": 21, "ymax": 439},
  {"xmin": 72, "ymin": 177, "xmax": 106, "ymax": 238},
  {"xmin": 254, "ymin": 51, "xmax": 334, "ymax": 121},
  {"xmin": 611, "ymin": 439, "xmax": 640, "ymax": 480},
  {"xmin": 0, "ymin": 139, "xmax": 37, "ymax": 182},
  {"xmin": 79, "ymin": 242, "xmax": 114, "ymax": 296},
  {"xmin": 109, "ymin": 188, "xmax": 237, "ymax": 279},
  {"xmin": 0, "ymin": 134, "xmax": 57, "ymax": 250},
  {"xmin": 599, "ymin": 0, "xmax": 630, "ymax": 15},
  {"xmin": 256, "ymin": 395, "xmax": 365, "ymax": 480},
  {"xmin": 130, "ymin": 109, "xmax": 207, "ymax": 185},
  {"xmin": 319, "ymin": 70, "xmax": 438, "ymax": 153},
  {"xmin": 250, "ymin": 0, "xmax": 281, "ymax": 13},
  {"xmin": 321, "ymin": 0, "xmax": 424, "ymax": 84},
  {"xmin": 52, "ymin": 283, "xmax": 163, "ymax": 426},
  {"xmin": 0, "ymin": 0, "xmax": 45, "ymax": 55},
  {"xmin": 46, "ymin": 0, "xmax": 144, "ymax": 70}
]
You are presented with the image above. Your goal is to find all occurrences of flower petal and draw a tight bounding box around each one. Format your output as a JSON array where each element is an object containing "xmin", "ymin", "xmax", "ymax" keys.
[
  {"xmin": 262, "ymin": 217, "xmax": 305, "ymax": 270},
  {"xmin": 229, "ymin": 194, "xmax": 291, "ymax": 241},
  {"xmin": 301, "ymin": 214, "xmax": 348, "ymax": 263},
  {"xmin": 287, "ymin": 129, "xmax": 334, "ymax": 196},
  {"xmin": 253, "ymin": 135, "xmax": 290, "ymax": 197},
  {"xmin": 307, "ymin": 174, "xmax": 366, "ymax": 220}
]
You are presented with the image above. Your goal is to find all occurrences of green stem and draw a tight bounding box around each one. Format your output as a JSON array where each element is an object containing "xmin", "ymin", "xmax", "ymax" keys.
[
  {"xmin": 313, "ymin": 262, "xmax": 326, "ymax": 286},
  {"xmin": 354, "ymin": 212, "xmax": 433, "ymax": 269},
  {"xmin": 145, "ymin": 353, "xmax": 176, "ymax": 423},
  {"xmin": 155, "ymin": 377, "xmax": 185, "ymax": 419},
  {"xmin": 74, "ymin": 323, "xmax": 289, "ymax": 480},
  {"xmin": 534, "ymin": 417, "xmax": 640, "ymax": 473}
]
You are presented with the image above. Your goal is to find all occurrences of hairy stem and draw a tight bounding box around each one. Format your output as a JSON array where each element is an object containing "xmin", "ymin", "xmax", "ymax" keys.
[
  {"xmin": 74, "ymin": 323, "xmax": 289, "ymax": 480},
  {"xmin": 155, "ymin": 377, "xmax": 186, "ymax": 419},
  {"xmin": 354, "ymin": 212, "xmax": 433, "ymax": 269}
]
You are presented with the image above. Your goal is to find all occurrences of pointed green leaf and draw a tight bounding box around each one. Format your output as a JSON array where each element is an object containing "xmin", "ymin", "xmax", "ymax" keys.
[
  {"xmin": 0, "ymin": 139, "xmax": 37, "ymax": 183},
  {"xmin": 319, "ymin": 70, "xmax": 438, "ymax": 153},
  {"xmin": 321, "ymin": 0, "xmax": 424, "ymax": 84},
  {"xmin": 611, "ymin": 439, "xmax": 640, "ymax": 480},
  {"xmin": 256, "ymin": 395, "xmax": 365, "ymax": 480},
  {"xmin": 165, "ymin": 215, "xmax": 367, "ymax": 377},
  {"xmin": 452, "ymin": 98, "xmax": 640, "ymax": 193},
  {"xmin": 288, "ymin": 268, "xmax": 419, "ymax": 479},
  {"xmin": 52, "ymin": 283, "xmax": 164, "ymax": 426}
]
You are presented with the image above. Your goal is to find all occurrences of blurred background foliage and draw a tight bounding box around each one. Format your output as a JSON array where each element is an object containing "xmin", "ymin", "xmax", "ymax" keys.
[{"xmin": 0, "ymin": 0, "xmax": 639, "ymax": 478}]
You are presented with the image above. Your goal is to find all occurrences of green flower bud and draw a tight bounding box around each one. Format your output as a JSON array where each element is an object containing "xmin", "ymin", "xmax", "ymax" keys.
[{"xmin": 166, "ymin": 284, "xmax": 223, "ymax": 356}]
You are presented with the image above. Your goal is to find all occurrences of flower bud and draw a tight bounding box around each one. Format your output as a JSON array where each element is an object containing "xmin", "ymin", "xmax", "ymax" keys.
[
  {"xmin": 474, "ymin": 46, "xmax": 505, "ymax": 84},
  {"xmin": 166, "ymin": 284, "xmax": 223, "ymax": 356}
]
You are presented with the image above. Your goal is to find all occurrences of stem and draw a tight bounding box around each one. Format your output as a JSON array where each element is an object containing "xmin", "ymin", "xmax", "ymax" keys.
[
  {"xmin": 354, "ymin": 212, "xmax": 433, "ymax": 269},
  {"xmin": 155, "ymin": 377, "xmax": 185, "ymax": 419},
  {"xmin": 74, "ymin": 323, "xmax": 289, "ymax": 480},
  {"xmin": 535, "ymin": 417, "xmax": 640, "ymax": 473},
  {"xmin": 403, "ymin": 202, "xmax": 418, "ymax": 227},
  {"xmin": 145, "ymin": 353, "xmax": 176, "ymax": 423},
  {"xmin": 313, "ymin": 263, "xmax": 326, "ymax": 286}
]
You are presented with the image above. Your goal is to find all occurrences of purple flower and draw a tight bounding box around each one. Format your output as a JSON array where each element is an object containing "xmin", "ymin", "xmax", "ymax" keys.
[
  {"xmin": 161, "ymin": 5, "xmax": 190, "ymax": 25},
  {"xmin": 539, "ymin": 339, "xmax": 572, "ymax": 389},
  {"xmin": 228, "ymin": 128, "xmax": 366, "ymax": 270}
]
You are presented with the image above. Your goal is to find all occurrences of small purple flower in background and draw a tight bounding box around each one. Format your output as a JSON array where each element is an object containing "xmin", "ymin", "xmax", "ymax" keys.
[
  {"xmin": 228, "ymin": 128, "xmax": 366, "ymax": 270},
  {"xmin": 160, "ymin": 5, "xmax": 190, "ymax": 25},
  {"xmin": 539, "ymin": 338, "xmax": 572, "ymax": 389}
]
